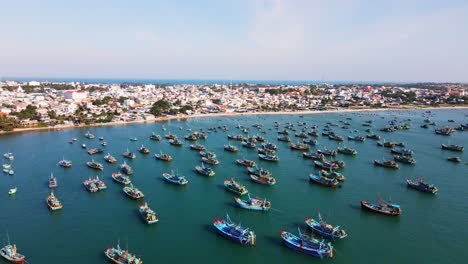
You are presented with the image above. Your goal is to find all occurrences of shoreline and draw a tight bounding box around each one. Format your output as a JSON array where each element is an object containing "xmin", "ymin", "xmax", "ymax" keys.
[{"xmin": 1, "ymin": 105, "xmax": 467, "ymax": 135}]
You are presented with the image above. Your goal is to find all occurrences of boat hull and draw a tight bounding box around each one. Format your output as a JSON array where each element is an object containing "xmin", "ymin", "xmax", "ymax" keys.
[{"xmin": 360, "ymin": 201, "xmax": 400, "ymax": 216}]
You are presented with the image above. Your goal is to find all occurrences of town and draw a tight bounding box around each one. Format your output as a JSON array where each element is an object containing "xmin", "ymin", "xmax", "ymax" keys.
[{"xmin": 0, "ymin": 80, "xmax": 466, "ymax": 131}]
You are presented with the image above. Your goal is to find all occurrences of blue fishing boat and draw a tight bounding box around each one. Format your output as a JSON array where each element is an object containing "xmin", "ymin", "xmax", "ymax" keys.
[
  {"xmin": 305, "ymin": 213, "xmax": 347, "ymax": 240},
  {"xmin": 247, "ymin": 166, "xmax": 271, "ymax": 177},
  {"xmin": 195, "ymin": 163, "xmax": 215, "ymax": 176},
  {"xmin": 234, "ymin": 194, "xmax": 271, "ymax": 211},
  {"xmin": 213, "ymin": 214, "xmax": 256, "ymax": 245},
  {"xmin": 249, "ymin": 174, "xmax": 276, "ymax": 186},
  {"xmin": 258, "ymin": 153, "xmax": 280, "ymax": 162},
  {"xmin": 104, "ymin": 242, "xmax": 142, "ymax": 264},
  {"xmin": 309, "ymin": 172, "xmax": 339, "ymax": 187},
  {"xmin": 406, "ymin": 177, "xmax": 438, "ymax": 194},
  {"xmin": 280, "ymin": 228, "xmax": 333, "ymax": 259},
  {"xmin": 393, "ymin": 155, "xmax": 416, "ymax": 164}
]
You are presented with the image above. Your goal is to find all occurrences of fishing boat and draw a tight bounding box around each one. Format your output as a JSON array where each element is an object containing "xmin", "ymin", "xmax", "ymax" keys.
[
  {"xmin": 213, "ymin": 215, "xmax": 256, "ymax": 245},
  {"xmin": 258, "ymin": 153, "xmax": 280, "ymax": 162},
  {"xmin": 201, "ymin": 157, "xmax": 220, "ymax": 165},
  {"xmin": 2, "ymin": 164, "xmax": 13, "ymax": 175},
  {"xmin": 241, "ymin": 141, "xmax": 256, "ymax": 148},
  {"xmin": 83, "ymin": 177, "xmax": 99, "ymax": 192},
  {"xmin": 295, "ymin": 132, "xmax": 308, "ymax": 138},
  {"xmin": 227, "ymin": 134, "xmax": 244, "ymax": 141},
  {"xmin": 321, "ymin": 169, "xmax": 346, "ymax": 182},
  {"xmin": 169, "ymin": 138, "xmax": 183, "ymax": 146},
  {"xmin": 348, "ymin": 135, "xmax": 365, "ymax": 142},
  {"xmin": 383, "ymin": 141, "xmax": 396, "ymax": 148},
  {"xmin": 58, "ymin": 158, "xmax": 72, "ymax": 168},
  {"xmin": 93, "ymin": 176, "xmax": 107, "ymax": 190},
  {"xmin": 84, "ymin": 131, "xmax": 94, "ymax": 139},
  {"xmin": 137, "ymin": 145, "xmax": 150, "ymax": 154},
  {"xmin": 441, "ymin": 144, "xmax": 464, "ymax": 152},
  {"xmin": 0, "ymin": 243, "xmax": 25, "ymax": 264},
  {"xmin": 289, "ymin": 142, "xmax": 310, "ymax": 151},
  {"xmin": 165, "ymin": 133, "xmax": 176, "ymax": 139},
  {"xmin": 435, "ymin": 127, "xmax": 454, "ymax": 136},
  {"xmin": 195, "ymin": 163, "xmax": 215, "ymax": 176},
  {"xmin": 123, "ymin": 184, "xmax": 144, "ymax": 200},
  {"xmin": 234, "ymin": 194, "xmax": 271, "ymax": 211},
  {"xmin": 247, "ymin": 166, "xmax": 271, "ymax": 177},
  {"xmin": 199, "ymin": 151, "xmax": 217, "ymax": 159},
  {"xmin": 390, "ymin": 148, "xmax": 414, "ymax": 156},
  {"xmin": 317, "ymin": 149, "xmax": 337, "ymax": 157},
  {"xmin": 262, "ymin": 142, "xmax": 277, "ymax": 150},
  {"xmin": 198, "ymin": 132, "xmax": 208, "ymax": 139},
  {"xmin": 122, "ymin": 149, "xmax": 136, "ymax": 159},
  {"xmin": 87, "ymin": 148, "xmax": 104, "ymax": 155},
  {"xmin": 406, "ymin": 177, "xmax": 438, "ymax": 194},
  {"xmin": 98, "ymin": 136, "xmax": 104, "ymax": 141},
  {"xmin": 162, "ymin": 171, "xmax": 188, "ymax": 185},
  {"xmin": 374, "ymin": 159, "xmax": 399, "ymax": 169},
  {"xmin": 154, "ymin": 151, "xmax": 172, "ymax": 162},
  {"xmin": 111, "ymin": 172, "xmax": 131, "ymax": 185},
  {"xmin": 447, "ymin": 157, "xmax": 461, "ymax": 163},
  {"xmin": 309, "ymin": 172, "xmax": 339, "ymax": 187},
  {"xmin": 149, "ymin": 132, "xmax": 162, "ymax": 141},
  {"xmin": 313, "ymin": 161, "xmax": 340, "ymax": 171},
  {"xmin": 280, "ymin": 229, "xmax": 333, "ymax": 258},
  {"xmin": 224, "ymin": 144, "xmax": 238, "ymax": 152},
  {"xmin": 120, "ymin": 161, "xmax": 133, "ymax": 175},
  {"xmin": 104, "ymin": 242, "xmax": 142, "ymax": 264},
  {"xmin": 139, "ymin": 202, "xmax": 159, "ymax": 224},
  {"xmin": 8, "ymin": 187, "xmax": 17, "ymax": 195},
  {"xmin": 224, "ymin": 178, "xmax": 248, "ymax": 195},
  {"xmin": 337, "ymin": 146, "xmax": 357, "ymax": 155},
  {"xmin": 277, "ymin": 135, "xmax": 291, "ymax": 142},
  {"xmin": 302, "ymin": 151, "xmax": 325, "ymax": 161},
  {"xmin": 104, "ymin": 153, "xmax": 117, "ymax": 164},
  {"xmin": 393, "ymin": 155, "xmax": 416, "ymax": 164},
  {"xmin": 48, "ymin": 173, "xmax": 58, "ymax": 188},
  {"xmin": 249, "ymin": 174, "xmax": 276, "ymax": 186},
  {"xmin": 86, "ymin": 159, "xmax": 104, "ymax": 170},
  {"xmin": 253, "ymin": 135, "xmax": 265, "ymax": 142},
  {"xmin": 236, "ymin": 159, "xmax": 256, "ymax": 167},
  {"xmin": 257, "ymin": 147, "xmax": 275, "ymax": 155},
  {"xmin": 305, "ymin": 214, "xmax": 347, "ymax": 240},
  {"xmin": 278, "ymin": 129, "xmax": 289, "ymax": 135},
  {"xmin": 302, "ymin": 139, "xmax": 317, "ymax": 146},
  {"xmin": 189, "ymin": 144, "xmax": 205, "ymax": 151},
  {"xmin": 129, "ymin": 137, "xmax": 138, "ymax": 141},
  {"xmin": 3, "ymin": 152, "xmax": 14, "ymax": 160},
  {"xmin": 361, "ymin": 196, "xmax": 401, "ymax": 216},
  {"xmin": 366, "ymin": 134, "xmax": 381, "ymax": 140},
  {"xmin": 46, "ymin": 191, "xmax": 63, "ymax": 210},
  {"xmin": 328, "ymin": 134, "xmax": 344, "ymax": 142}
]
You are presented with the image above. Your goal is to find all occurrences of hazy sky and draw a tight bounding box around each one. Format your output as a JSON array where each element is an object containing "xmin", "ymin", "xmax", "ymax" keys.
[{"xmin": 1, "ymin": 0, "xmax": 467, "ymax": 82}]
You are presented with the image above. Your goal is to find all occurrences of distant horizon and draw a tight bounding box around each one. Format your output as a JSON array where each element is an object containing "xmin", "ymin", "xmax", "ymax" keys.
[{"xmin": 2, "ymin": 76, "xmax": 465, "ymax": 86}]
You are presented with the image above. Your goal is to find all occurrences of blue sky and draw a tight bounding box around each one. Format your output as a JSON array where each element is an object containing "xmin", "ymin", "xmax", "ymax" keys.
[{"xmin": 1, "ymin": 0, "xmax": 467, "ymax": 82}]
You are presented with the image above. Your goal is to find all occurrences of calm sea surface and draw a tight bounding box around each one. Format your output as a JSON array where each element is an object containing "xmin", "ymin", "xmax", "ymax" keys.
[{"xmin": 0, "ymin": 109, "xmax": 467, "ymax": 264}]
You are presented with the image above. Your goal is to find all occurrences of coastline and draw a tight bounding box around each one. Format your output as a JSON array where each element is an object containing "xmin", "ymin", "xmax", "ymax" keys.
[{"xmin": 1, "ymin": 105, "xmax": 467, "ymax": 135}]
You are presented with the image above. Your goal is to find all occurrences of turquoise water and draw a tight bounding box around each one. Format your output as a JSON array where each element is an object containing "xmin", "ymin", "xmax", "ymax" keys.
[{"xmin": 0, "ymin": 109, "xmax": 467, "ymax": 263}]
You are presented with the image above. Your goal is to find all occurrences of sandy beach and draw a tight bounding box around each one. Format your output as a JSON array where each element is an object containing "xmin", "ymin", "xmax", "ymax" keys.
[{"xmin": 1, "ymin": 105, "xmax": 467, "ymax": 135}]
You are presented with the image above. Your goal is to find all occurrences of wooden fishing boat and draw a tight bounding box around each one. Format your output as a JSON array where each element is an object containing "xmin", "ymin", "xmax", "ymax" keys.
[
  {"xmin": 289, "ymin": 142, "xmax": 309, "ymax": 151},
  {"xmin": 277, "ymin": 135, "xmax": 291, "ymax": 142},
  {"xmin": 224, "ymin": 144, "xmax": 238, "ymax": 152},
  {"xmin": 86, "ymin": 159, "xmax": 104, "ymax": 170},
  {"xmin": 150, "ymin": 132, "xmax": 162, "ymax": 141},
  {"xmin": 316, "ymin": 149, "xmax": 337, "ymax": 157},
  {"xmin": 119, "ymin": 161, "xmax": 133, "ymax": 175},
  {"xmin": 302, "ymin": 152, "xmax": 324, "ymax": 161},
  {"xmin": 195, "ymin": 163, "xmax": 216, "ymax": 176},
  {"xmin": 406, "ymin": 178, "xmax": 438, "ymax": 194},
  {"xmin": 241, "ymin": 141, "xmax": 256, "ymax": 148},
  {"xmin": 393, "ymin": 155, "xmax": 416, "ymax": 164},
  {"xmin": 199, "ymin": 151, "xmax": 216, "ymax": 159},
  {"xmin": 435, "ymin": 127, "xmax": 454, "ymax": 136},
  {"xmin": 321, "ymin": 170, "xmax": 346, "ymax": 182},
  {"xmin": 337, "ymin": 146, "xmax": 357, "ymax": 155},
  {"xmin": 305, "ymin": 214, "xmax": 347, "ymax": 240},
  {"xmin": 111, "ymin": 172, "xmax": 131, "ymax": 185},
  {"xmin": 162, "ymin": 171, "xmax": 188, "ymax": 185},
  {"xmin": 236, "ymin": 159, "xmax": 256, "ymax": 167},
  {"xmin": 280, "ymin": 229, "xmax": 333, "ymax": 258},
  {"xmin": 190, "ymin": 144, "xmax": 205, "ymax": 151},
  {"xmin": 139, "ymin": 202, "xmax": 159, "ymax": 224},
  {"xmin": 169, "ymin": 138, "xmax": 183, "ymax": 146},
  {"xmin": 58, "ymin": 158, "xmax": 72, "ymax": 168},
  {"xmin": 302, "ymin": 139, "xmax": 317, "ymax": 146},
  {"xmin": 46, "ymin": 191, "xmax": 63, "ymax": 210},
  {"xmin": 366, "ymin": 134, "xmax": 381, "ymax": 140},
  {"xmin": 154, "ymin": 151, "xmax": 172, "ymax": 162},
  {"xmin": 441, "ymin": 144, "xmax": 464, "ymax": 152},
  {"xmin": 184, "ymin": 134, "xmax": 198, "ymax": 141},
  {"xmin": 247, "ymin": 166, "xmax": 271, "ymax": 177},
  {"xmin": 104, "ymin": 242, "xmax": 143, "ymax": 264},
  {"xmin": 87, "ymin": 148, "xmax": 104, "ymax": 155},
  {"xmin": 83, "ymin": 177, "xmax": 99, "ymax": 193},
  {"xmin": 224, "ymin": 178, "xmax": 248, "ymax": 195},
  {"xmin": 227, "ymin": 134, "xmax": 244, "ymax": 141},
  {"xmin": 374, "ymin": 159, "xmax": 399, "ymax": 169},
  {"xmin": 361, "ymin": 196, "xmax": 401, "ymax": 216},
  {"xmin": 348, "ymin": 135, "xmax": 366, "ymax": 142},
  {"xmin": 213, "ymin": 215, "xmax": 256, "ymax": 245},
  {"xmin": 234, "ymin": 195, "xmax": 271, "ymax": 211},
  {"xmin": 391, "ymin": 148, "xmax": 414, "ymax": 156},
  {"xmin": 249, "ymin": 174, "xmax": 276, "ymax": 186},
  {"xmin": 122, "ymin": 149, "xmax": 136, "ymax": 159},
  {"xmin": 313, "ymin": 161, "xmax": 340, "ymax": 171},
  {"xmin": 138, "ymin": 145, "xmax": 150, "ymax": 154},
  {"xmin": 104, "ymin": 153, "xmax": 117, "ymax": 164},
  {"xmin": 309, "ymin": 172, "xmax": 339, "ymax": 187},
  {"xmin": 201, "ymin": 157, "xmax": 219, "ymax": 165},
  {"xmin": 328, "ymin": 134, "xmax": 344, "ymax": 142},
  {"xmin": 123, "ymin": 184, "xmax": 144, "ymax": 200}
]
